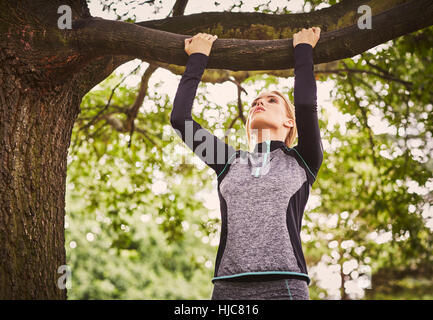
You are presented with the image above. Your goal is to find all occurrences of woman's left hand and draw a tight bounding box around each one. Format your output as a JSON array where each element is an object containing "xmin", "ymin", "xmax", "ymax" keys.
[{"xmin": 293, "ymin": 27, "xmax": 321, "ymax": 48}]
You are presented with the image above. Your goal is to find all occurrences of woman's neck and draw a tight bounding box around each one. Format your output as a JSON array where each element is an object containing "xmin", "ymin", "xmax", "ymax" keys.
[{"xmin": 251, "ymin": 128, "xmax": 287, "ymax": 145}]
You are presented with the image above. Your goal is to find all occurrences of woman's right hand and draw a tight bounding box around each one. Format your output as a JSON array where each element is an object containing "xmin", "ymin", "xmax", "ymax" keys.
[
  {"xmin": 184, "ymin": 33, "xmax": 218, "ymax": 56},
  {"xmin": 293, "ymin": 27, "xmax": 321, "ymax": 48}
]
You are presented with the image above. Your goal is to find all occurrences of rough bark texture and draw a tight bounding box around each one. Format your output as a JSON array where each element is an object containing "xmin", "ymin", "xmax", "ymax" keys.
[
  {"xmin": 31, "ymin": 0, "xmax": 433, "ymax": 80},
  {"xmin": 0, "ymin": 0, "xmax": 433, "ymax": 299},
  {"xmin": 0, "ymin": 0, "xmax": 126, "ymax": 299},
  {"xmin": 0, "ymin": 51, "xmax": 80, "ymax": 299}
]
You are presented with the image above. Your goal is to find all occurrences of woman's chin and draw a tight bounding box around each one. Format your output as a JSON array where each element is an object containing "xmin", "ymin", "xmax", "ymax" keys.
[{"xmin": 250, "ymin": 119, "xmax": 273, "ymax": 130}]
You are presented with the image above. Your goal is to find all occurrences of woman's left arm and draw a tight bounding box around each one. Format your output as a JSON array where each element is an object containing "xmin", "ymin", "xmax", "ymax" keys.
[{"xmin": 292, "ymin": 28, "xmax": 324, "ymax": 180}]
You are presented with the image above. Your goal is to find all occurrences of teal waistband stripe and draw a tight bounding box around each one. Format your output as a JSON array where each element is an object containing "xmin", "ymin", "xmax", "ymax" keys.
[
  {"xmin": 284, "ymin": 146, "xmax": 316, "ymax": 180},
  {"xmin": 212, "ymin": 271, "xmax": 311, "ymax": 284}
]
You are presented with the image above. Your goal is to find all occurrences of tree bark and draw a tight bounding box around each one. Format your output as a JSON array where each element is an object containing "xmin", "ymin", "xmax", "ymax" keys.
[
  {"xmin": 0, "ymin": 52, "xmax": 82, "ymax": 299},
  {"xmin": 68, "ymin": 0, "xmax": 433, "ymax": 72}
]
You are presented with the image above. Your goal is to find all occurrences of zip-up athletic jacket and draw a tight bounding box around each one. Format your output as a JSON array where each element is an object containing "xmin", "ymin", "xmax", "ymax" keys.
[{"xmin": 170, "ymin": 43, "xmax": 323, "ymax": 285}]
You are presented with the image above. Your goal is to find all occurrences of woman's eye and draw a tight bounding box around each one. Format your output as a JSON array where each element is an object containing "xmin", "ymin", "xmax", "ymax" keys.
[{"xmin": 252, "ymin": 98, "xmax": 275, "ymax": 106}]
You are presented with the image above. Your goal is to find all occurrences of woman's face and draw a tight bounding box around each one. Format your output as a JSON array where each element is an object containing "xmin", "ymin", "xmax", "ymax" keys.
[{"xmin": 248, "ymin": 92, "xmax": 292, "ymax": 132}]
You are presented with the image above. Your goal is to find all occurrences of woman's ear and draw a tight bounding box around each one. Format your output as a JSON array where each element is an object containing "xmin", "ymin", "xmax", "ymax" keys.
[{"xmin": 283, "ymin": 119, "xmax": 294, "ymax": 128}]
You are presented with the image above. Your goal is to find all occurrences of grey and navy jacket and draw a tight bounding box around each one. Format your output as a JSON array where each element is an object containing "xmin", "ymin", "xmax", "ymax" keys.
[{"xmin": 170, "ymin": 43, "xmax": 323, "ymax": 285}]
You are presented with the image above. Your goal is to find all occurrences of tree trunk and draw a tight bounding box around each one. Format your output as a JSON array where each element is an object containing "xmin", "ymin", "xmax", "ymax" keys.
[
  {"xmin": 0, "ymin": 0, "xmax": 132, "ymax": 299},
  {"xmin": 0, "ymin": 51, "xmax": 85, "ymax": 298}
]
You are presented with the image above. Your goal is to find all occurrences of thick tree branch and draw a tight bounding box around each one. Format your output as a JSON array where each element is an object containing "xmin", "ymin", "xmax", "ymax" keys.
[
  {"xmin": 4, "ymin": 0, "xmax": 432, "ymax": 86},
  {"xmin": 136, "ymin": 0, "xmax": 406, "ymax": 37},
  {"xmin": 74, "ymin": 55, "xmax": 135, "ymax": 98},
  {"xmin": 70, "ymin": 0, "xmax": 382, "ymax": 94},
  {"xmin": 65, "ymin": 0, "xmax": 433, "ymax": 77}
]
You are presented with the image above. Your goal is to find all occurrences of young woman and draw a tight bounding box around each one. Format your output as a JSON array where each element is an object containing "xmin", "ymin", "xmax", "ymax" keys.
[{"xmin": 170, "ymin": 28, "xmax": 323, "ymax": 300}]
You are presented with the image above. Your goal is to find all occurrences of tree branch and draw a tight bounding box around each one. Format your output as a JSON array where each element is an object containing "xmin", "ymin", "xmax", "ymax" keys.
[
  {"xmin": 320, "ymin": 67, "xmax": 413, "ymax": 88},
  {"xmin": 343, "ymin": 60, "xmax": 378, "ymax": 166},
  {"xmin": 125, "ymin": 63, "xmax": 158, "ymax": 147},
  {"xmin": 66, "ymin": 0, "xmax": 433, "ymax": 75},
  {"xmin": 9, "ymin": 0, "xmax": 430, "ymax": 85}
]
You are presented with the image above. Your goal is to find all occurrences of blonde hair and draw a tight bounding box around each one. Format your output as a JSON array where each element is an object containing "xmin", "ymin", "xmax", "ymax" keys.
[{"xmin": 245, "ymin": 90, "xmax": 297, "ymax": 152}]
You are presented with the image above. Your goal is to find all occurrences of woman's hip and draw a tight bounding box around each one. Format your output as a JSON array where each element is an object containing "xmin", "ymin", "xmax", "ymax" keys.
[{"xmin": 211, "ymin": 278, "xmax": 309, "ymax": 300}]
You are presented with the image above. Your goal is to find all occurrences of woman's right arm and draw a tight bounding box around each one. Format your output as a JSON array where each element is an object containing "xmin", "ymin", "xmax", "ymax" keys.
[{"xmin": 170, "ymin": 50, "xmax": 236, "ymax": 176}]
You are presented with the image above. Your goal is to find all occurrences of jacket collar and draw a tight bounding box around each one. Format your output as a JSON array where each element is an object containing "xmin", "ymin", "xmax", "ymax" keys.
[{"xmin": 253, "ymin": 140, "xmax": 286, "ymax": 153}]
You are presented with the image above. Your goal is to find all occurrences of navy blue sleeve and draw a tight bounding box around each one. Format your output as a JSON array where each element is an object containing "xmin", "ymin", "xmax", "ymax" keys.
[
  {"xmin": 292, "ymin": 43, "xmax": 324, "ymax": 179},
  {"xmin": 170, "ymin": 52, "xmax": 237, "ymax": 175}
]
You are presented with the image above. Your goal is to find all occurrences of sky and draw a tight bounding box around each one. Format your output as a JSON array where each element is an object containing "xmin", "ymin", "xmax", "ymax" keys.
[{"xmin": 82, "ymin": 0, "xmax": 433, "ymax": 299}]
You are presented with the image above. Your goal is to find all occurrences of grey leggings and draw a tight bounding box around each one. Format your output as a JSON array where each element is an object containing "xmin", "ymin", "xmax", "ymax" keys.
[{"xmin": 211, "ymin": 278, "xmax": 309, "ymax": 300}]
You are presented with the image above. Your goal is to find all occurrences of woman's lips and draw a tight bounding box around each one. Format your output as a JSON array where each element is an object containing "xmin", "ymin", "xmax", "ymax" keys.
[{"xmin": 253, "ymin": 107, "xmax": 265, "ymax": 114}]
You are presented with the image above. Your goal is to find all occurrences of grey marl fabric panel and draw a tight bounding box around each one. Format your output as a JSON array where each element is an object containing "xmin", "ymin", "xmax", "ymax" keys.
[
  {"xmin": 216, "ymin": 148, "xmax": 308, "ymax": 277},
  {"xmin": 211, "ymin": 277, "xmax": 309, "ymax": 300}
]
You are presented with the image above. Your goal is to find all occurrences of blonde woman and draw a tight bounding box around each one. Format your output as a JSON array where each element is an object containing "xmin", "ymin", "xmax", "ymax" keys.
[{"xmin": 170, "ymin": 28, "xmax": 323, "ymax": 300}]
